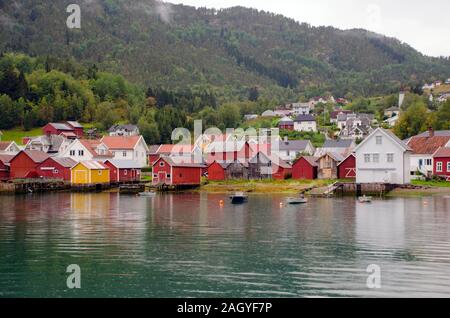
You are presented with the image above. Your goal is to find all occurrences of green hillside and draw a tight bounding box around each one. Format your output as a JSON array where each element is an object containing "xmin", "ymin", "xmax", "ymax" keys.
[{"xmin": 1, "ymin": 0, "xmax": 450, "ymax": 99}]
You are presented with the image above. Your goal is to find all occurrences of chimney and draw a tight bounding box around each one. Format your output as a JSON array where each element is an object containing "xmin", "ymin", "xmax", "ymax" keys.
[{"xmin": 428, "ymin": 127, "xmax": 434, "ymax": 138}]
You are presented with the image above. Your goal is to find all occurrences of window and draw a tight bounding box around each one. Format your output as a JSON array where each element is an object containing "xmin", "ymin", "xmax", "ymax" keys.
[
  {"xmin": 159, "ymin": 162, "xmax": 165, "ymax": 167},
  {"xmin": 376, "ymin": 136, "xmax": 382, "ymax": 145},
  {"xmin": 373, "ymin": 154, "xmax": 380, "ymax": 163},
  {"xmin": 447, "ymin": 162, "xmax": 450, "ymax": 172},
  {"xmin": 123, "ymin": 152, "xmax": 127, "ymax": 157},
  {"xmin": 78, "ymin": 150, "xmax": 84, "ymax": 156},
  {"xmin": 153, "ymin": 174, "xmax": 157, "ymax": 178},
  {"xmin": 437, "ymin": 162, "xmax": 443, "ymax": 172},
  {"xmin": 387, "ymin": 153, "xmax": 394, "ymax": 163},
  {"xmin": 98, "ymin": 170, "xmax": 102, "ymax": 176},
  {"xmin": 167, "ymin": 174, "xmax": 171, "ymax": 178},
  {"xmin": 364, "ymin": 154, "xmax": 371, "ymax": 163},
  {"xmin": 124, "ymin": 170, "xmax": 127, "ymax": 175},
  {"xmin": 135, "ymin": 151, "xmax": 138, "ymax": 158},
  {"xmin": 70, "ymin": 150, "xmax": 75, "ymax": 156},
  {"xmin": 426, "ymin": 159, "xmax": 432, "ymax": 166},
  {"xmin": 53, "ymin": 169, "xmax": 59, "ymax": 174}
]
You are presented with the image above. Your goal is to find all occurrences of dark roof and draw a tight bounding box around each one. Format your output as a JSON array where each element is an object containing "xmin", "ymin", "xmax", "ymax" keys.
[
  {"xmin": 66, "ymin": 121, "xmax": 83, "ymax": 128},
  {"xmin": 295, "ymin": 114, "xmax": 315, "ymax": 122},
  {"xmin": 278, "ymin": 140, "xmax": 310, "ymax": 151},
  {"xmin": 414, "ymin": 130, "xmax": 450, "ymax": 138},
  {"xmin": 48, "ymin": 123, "xmax": 73, "ymax": 131},
  {"xmin": 323, "ymin": 139, "xmax": 354, "ymax": 148},
  {"xmin": 108, "ymin": 124, "xmax": 139, "ymax": 133},
  {"xmin": 148, "ymin": 145, "xmax": 161, "ymax": 154}
]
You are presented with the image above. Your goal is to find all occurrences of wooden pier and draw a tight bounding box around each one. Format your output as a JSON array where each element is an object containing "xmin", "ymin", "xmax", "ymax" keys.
[{"xmin": 309, "ymin": 182, "xmax": 400, "ymax": 197}]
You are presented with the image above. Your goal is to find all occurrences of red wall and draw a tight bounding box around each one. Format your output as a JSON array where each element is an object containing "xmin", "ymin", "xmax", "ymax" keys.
[
  {"xmin": 0, "ymin": 161, "xmax": 9, "ymax": 181},
  {"xmin": 434, "ymin": 157, "xmax": 450, "ymax": 179},
  {"xmin": 272, "ymin": 166, "xmax": 292, "ymax": 180},
  {"xmin": 148, "ymin": 154, "xmax": 161, "ymax": 166},
  {"xmin": 207, "ymin": 143, "xmax": 251, "ymax": 164},
  {"xmin": 292, "ymin": 157, "xmax": 317, "ymax": 180},
  {"xmin": 9, "ymin": 152, "xmax": 40, "ymax": 179},
  {"xmin": 279, "ymin": 124, "xmax": 294, "ymax": 131},
  {"xmin": 208, "ymin": 162, "xmax": 226, "ymax": 181},
  {"xmin": 172, "ymin": 166, "xmax": 202, "ymax": 185},
  {"xmin": 338, "ymin": 155, "xmax": 356, "ymax": 179},
  {"xmin": 37, "ymin": 158, "xmax": 71, "ymax": 181},
  {"xmin": 152, "ymin": 158, "xmax": 172, "ymax": 185},
  {"xmin": 105, "ymin": 161, "xmax": 141, "ymax": 183}
]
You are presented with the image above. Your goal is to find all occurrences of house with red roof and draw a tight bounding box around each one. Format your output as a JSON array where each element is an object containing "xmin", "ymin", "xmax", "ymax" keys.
[
  {"xmin": 406, "ymin": 128, "xmax": 450, "ymax": 178},
  {"xmin": 101, "ymin": 136, "xmax": 149, "ymax": 168},
  {"xmin": 104, "ymin": 160, "xmax": 142, "ymax": 183},
  {"xmin": 152, "ymin": 156, "xmax": 205, "ymax": 186},
  {"xmin": 59, "ymin": 139, "xmax": 113, "ymax": 161},
  {"xmin": 37, "ymin": 157, "xmax": 77, "ymax": 181},
  {"xmin": 292, "ymin": 156, "xmax": 318, "ymax": 180},
  {"xmin": 433, "ymin": 147, "xmax": 450, "ymax": 181},
  {"xmin": 43, "ymin": 122, "xmax": 84, "ymax": 138},
  {"xmin": 0, "ymin": 154, "xmax": 14, "ymax": 181},
  {"xmin": 9, "ymin": 150, "xmax": 50, "ymax": 179}
]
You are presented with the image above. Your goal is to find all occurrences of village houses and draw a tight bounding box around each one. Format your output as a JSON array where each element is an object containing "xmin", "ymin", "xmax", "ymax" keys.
[
  {"xmin": 294, "ymin": 114, "xmax": 317, "ymax": 132},
  {"xmin": 355, "ymin": 128, "xmax": 412, "ymax": 185}
]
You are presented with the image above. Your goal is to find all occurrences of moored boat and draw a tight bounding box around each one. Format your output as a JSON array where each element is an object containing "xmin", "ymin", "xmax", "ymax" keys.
[
  {"xmin": 138, "ymin": 191, "xmax": 156, "ymax": 197},
  {"xmin": 358, "ymin": 195, "xmax": 372, "ymax": 203},
  {"xmin": 286, "ymin": 197, "xmax": 308, "ymax": 205},
  {"xmin": 229, "ymin": 192, "xmax": 248, "ymax": 204}
]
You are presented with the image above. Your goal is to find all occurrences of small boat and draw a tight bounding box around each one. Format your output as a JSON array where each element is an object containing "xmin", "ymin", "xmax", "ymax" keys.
[
  {"xmin": 358, "ymin": 195, "xmax": 372, "ymax": 203},
  {"xmin": 229, "ymin": 192, "xmax": 248, "ymax": 204},
  {"xmin": 138, "ymin": 191, "xmax": 156, "ymax": 197},
  {"xmin": 286, "ymin": 197, "xmax": 308, "ymax": 205}
]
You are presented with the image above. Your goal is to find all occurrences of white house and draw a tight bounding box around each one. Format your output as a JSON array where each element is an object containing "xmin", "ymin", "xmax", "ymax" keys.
[
  {"xmin": 0, "ymin": 140, "xmax": 20, "ymax": 154},
  {"xmin": 405, "ymin": 129, "xmax": 450, "ymax": 178},
  {"xmin": 292, "ymin": 103, "xmax": 311, "ymax": 115},
  {"xmin": 275, "ymin": 138, "xmax": 315, "ymax": 162},
  {"xmin": 355, "ymin": 128, "xmax": 412, "ymax": 184},
  {"xmin": 101, "ymin": 135, "xmax": 149, "ymax": 168},
  {"xmin": 294, "ymin": 114, "xmax": 317, "ymax": 132},
  {"xmin": 59, "ymin": 139, "xmax": 113, "ymax": 161},
  {"xmin": 108, "ymin": 124, "xmax": 140, "ymax": 136}
]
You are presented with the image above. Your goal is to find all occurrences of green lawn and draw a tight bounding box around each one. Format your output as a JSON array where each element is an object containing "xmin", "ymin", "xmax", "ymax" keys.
[
  {"xmin": 1, "ymin": 127, "xmax": 43, "ymax": 145},
  {"xmin": 412, "ymin": 180, "xmax": 450, "ymax": 188}
]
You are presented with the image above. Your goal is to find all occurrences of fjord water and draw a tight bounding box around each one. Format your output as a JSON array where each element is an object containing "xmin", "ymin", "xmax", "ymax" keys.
[{"xmin": 0, "ymin": 192, "xmax": 449, "ymax": 298}]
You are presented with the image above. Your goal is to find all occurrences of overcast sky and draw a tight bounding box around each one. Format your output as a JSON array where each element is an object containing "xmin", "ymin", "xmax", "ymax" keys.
[{"xmin": 167, "ymin": 0, "xmax": 450, "ymax": 57}]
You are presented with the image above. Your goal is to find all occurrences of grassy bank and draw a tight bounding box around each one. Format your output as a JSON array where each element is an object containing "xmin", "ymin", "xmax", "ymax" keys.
[
  {"xmin": 1, "ymin": 127, "xmax": 42, "ymax": 145},
  {"xmin": 200, "ymin": 179, "xmax": 335, "ymax": 194}
]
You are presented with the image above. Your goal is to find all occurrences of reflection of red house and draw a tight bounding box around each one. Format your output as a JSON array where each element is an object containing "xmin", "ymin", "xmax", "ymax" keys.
[
  {"xmin": 9, "ymin": 150, "xmax": 49, "ymax": 179},
  {"xmin": 292, "ymin": 156, "xmax": 318, "ymax": 180},
  {"xmin": 207, "ymin": 161, "xmax": 227, "ymax": 181},
  {"xmin": 337, "ymin": 153, "xmax": 356, "ymax": 179},
  {"xmin": 37, "ymin": 157, "xmax": 77, "ymax": 181},
  {"xmin": 0, "ymin": 154, "xmax": 14, "ymax": 181},
  {"xmin": 104, "ymin": 160, "xmax": 142, "ymax": 183},
  {"xmin": 433, "ymin": 147, "xmax": 450, "ymax": 181},
  {"xmin": 152, "ymin": 157, "xmax": 205, "ymax": 186}
]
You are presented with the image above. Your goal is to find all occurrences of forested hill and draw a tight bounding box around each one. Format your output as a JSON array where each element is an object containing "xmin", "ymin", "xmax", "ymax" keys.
[{"xmin": 1, "ymin": 0, "xmax": 450, "ymax": 99}]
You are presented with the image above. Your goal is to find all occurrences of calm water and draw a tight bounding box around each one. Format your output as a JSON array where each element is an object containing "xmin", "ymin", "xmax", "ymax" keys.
[{"xmin": 0, "ymin": 192, "xmax": 450, "ymax": 298}]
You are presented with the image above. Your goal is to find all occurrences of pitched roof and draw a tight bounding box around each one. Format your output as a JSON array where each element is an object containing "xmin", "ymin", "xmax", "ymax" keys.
[
  {"xmin": 205, "ymin": 141, "xmax": 247, "ymax": 153},
  {"xmin": 318, "ymin": 152, "xmax": 344, "ymax": 162},
  {"xmin": 74, "ymin": 160, "xmax": 109, "ymax": 170},
  {"xmin": 48, "ymin": 123, "xmax": 73, "ymax": 131},
  {"xmin": 66, "ymin": 121, "xmax": 83, "ymax": 128},
  {"xmin": 105, "ymin": 159, "xmax": 143, "ymax": 169},
  {"xmin": 295, "ymin": 114, "xmax": 315, "ymax": 122},
  {"xmin": 108, "ymin": 124, "xmax": 139, "ymax": 132},
  {"xmin": 0, "ymin": 154, "xmax": 14, "ymax": 164},
  {"xmin": 407, "ymin": 136, "xmax": 450, "ymax": 154},
  {"xmin": 433, "ymin": 147, "xmax": 450, "ymax": 158},
  {"xmin": 79, "ymin": 139, "xmax": 113, "ymax": 158},
  {"xmin": 295, "ymin": 156, "xmax": 318, "ymax": 167},
  {"xmin": 249, "ymin": 152, "xmax": 292, "ymax": 169},
  {"xmin": 47, "ymin": 157, "xmax": 78, "ymax": 168},
  {"xmin": 382, "ymin": 129, "xmax": 413, "ymax": 151},
  {"xmin": 279, "ymin": 116, "xmax": 294, "ymax": 123},
  {"xmin": 14, "ymin": 150, "xmax": 50, "ymax": 163},
  {"xmin": 414, "ymin": 130, "xmax": 450, "ymax": 138},
  {"xmin": 337, "ymin": 153, "xmax": 355, "ymax": 166},
  {"xmin": 278, "ymin": 140, "xmax": 310, "ymax": 151},
  {"xmin": 156, "ymin": 156, "xmax": 206, "ymax": 168},
  {"xmin": 323, "ymin": 139, "xmax": 354, "ymax": 148},
  {"xmin": 148, "ymin": 145, "xmax": 161, "ymax": 154},
  {"xmin": 101, "ymin": 136, "xmax": 141, "ymax": 150},
  {"xmin": 0, "ymin": 141, "xmax": 14, "ymax": 151},
  {"xmin": 330, "ymin": 110, "xmax": 352, "ymax": 119}
]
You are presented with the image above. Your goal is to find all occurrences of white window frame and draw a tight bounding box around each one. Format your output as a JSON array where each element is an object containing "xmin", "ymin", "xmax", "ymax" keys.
[
  {"xmin": 437, "ymin": 162, "xmax": 443, "ymax": 172},
  {"xmin": 376, "ymin": 136, "xmax": 382, "ymax": 145},
  {"xmin": 373, "ymin": 153, "xmax": 380, "ymax": 163},
  {"xmin": 447, "ymin": 162, "xmax": 450, "ymax": 172},
  {"xmin": 387, "ymin": 153, "xmax": 394, "ymax": 163},
  {"xmin": 364, "ymin": 154, "xmax": 371, "ymax": 163}
]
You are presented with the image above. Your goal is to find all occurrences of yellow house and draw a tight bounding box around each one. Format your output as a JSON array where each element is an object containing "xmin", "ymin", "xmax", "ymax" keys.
[{"xmin": 71, "ymin": 161, "xmax": 110, "ymax": 185}]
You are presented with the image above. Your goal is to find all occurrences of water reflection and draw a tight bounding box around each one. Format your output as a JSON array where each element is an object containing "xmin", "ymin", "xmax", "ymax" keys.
[{"xmin": 0, "ymin": 192, "xmax": 450, "ymax": 297}]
